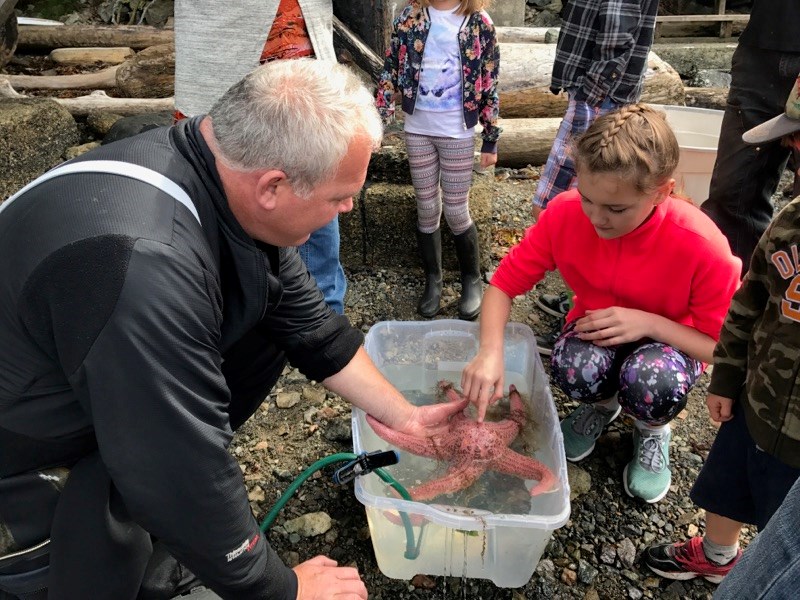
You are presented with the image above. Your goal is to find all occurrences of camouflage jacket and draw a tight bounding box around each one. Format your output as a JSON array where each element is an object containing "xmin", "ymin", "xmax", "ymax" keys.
[
  {"xmin": 375, "ymin": 2, "xmax": 501, "ymax": 153},
  {"xmin": 709, "ymin": 197, "xmax": 800, "ymax": 468}
]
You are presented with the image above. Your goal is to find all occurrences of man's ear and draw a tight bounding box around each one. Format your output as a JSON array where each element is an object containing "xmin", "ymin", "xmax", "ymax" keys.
[{"xmin": 254, "ymin": 170, "xmax": 288, "ymax": 211}]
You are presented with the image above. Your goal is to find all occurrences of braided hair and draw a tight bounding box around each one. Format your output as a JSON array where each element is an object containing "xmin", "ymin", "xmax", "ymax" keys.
[{"xmin": 573, "ymin": 103, "xmax": 680, "ymax": 195}]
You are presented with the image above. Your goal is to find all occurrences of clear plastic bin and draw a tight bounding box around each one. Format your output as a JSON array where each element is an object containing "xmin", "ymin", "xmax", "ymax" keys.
[{"xmin": 351, "ymin": 320, "xmax": 570, "ymax": 587}]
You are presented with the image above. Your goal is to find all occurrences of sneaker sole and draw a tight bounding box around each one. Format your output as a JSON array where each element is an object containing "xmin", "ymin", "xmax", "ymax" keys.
[
  {"xmin": 535, "ymin": 298, "xmax": 568, "ymax": 318},
  {"xmin": 622, "ymin": 463, "xmax": 670, "ymax": 504},
  {"xmin": 646, "ymin": 565, "xmax": 725, "ymax": 584},
  {"xmin": 537, "ymin": 344, "xmax": 553, "ymax": 357}
]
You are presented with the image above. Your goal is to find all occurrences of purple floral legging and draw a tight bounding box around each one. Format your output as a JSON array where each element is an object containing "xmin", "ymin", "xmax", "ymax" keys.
[{"xmin": 550, "ymin": 322, "xmax": 704, "ymax": 425}]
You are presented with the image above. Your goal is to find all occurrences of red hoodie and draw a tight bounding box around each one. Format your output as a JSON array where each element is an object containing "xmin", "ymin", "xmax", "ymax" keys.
[{"xmin": 491, "ymin": 190, "xmax": 742, "ymax": 341}]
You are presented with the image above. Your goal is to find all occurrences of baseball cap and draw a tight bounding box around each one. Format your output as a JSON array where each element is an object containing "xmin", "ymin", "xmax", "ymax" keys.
[{"xmin": 742, "ymin": 75, "xmax": 800, "ymax": 144}]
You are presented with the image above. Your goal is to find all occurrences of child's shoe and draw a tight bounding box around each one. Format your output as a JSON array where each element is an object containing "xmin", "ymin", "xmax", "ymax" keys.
[
  {"xmin": 624, "ymin": 425, "xmax": 671, "ymax": 503},
  {"xmin": 644, "ymin": 536, "xmax": 741, "ymax": 583},
  {"xmin": 560, "ymin": 402, "xmax": 621, "ymax": 461}
]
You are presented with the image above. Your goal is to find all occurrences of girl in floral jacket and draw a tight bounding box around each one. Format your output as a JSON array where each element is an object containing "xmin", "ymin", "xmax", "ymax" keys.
[{"xmin": 377, "ymin": 0, "xmax": 501, "ymax": 321}]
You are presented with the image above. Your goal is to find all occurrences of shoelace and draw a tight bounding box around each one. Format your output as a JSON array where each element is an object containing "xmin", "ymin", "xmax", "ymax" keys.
[
  {"xmin": 638, "ymin": 431, "xmax": 667, "ymax": 472},
  {"xmin": 571, "ymin": 404, "xmax": 610, "ymax": 438}
]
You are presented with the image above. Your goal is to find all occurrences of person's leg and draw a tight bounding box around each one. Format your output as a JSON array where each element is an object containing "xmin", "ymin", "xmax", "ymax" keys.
[
  {"xmin": 618, "ymin": 343, "xmax": 703, "ymax": 503},
  {"xmin": 645, "ymin": 403, "xmax": 767, "ymax": 583},
  {"xmin": 406, "ymin": 132, "xmax": 444, "ymax": 317},
  {"xmin": 436, "ymin": 136, "xmax": 482, "ymax": 320},
  {"xmin": 715, "ymin": 476, "xmax": 800, "ymax": 600},
  {"xmin": 297, "ymin": 217, "xmax": 346, "ymax": 315},
  {"xmin": 701, "ymin": 45, "xmax": 800, "ymax": 272},
  {"xmin": 550, "ymin": 322, "xmax": 623, "ymax": 461}
]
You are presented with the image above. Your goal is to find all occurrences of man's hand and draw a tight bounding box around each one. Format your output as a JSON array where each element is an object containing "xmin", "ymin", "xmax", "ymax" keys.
[
  {"xmin": 574, "ymin": 307, "xmax": 653, "ymax": 346},
  {"xmin": 391, "ymin": 396, "xmax": 469, "ymax": 438},
  {"xmin": 294, "ymin": 556, "xmax": 367, "ymax": 599},
  {"xmin": 706, "ymin": 393, "xmax": 734, "ymax": 423}
]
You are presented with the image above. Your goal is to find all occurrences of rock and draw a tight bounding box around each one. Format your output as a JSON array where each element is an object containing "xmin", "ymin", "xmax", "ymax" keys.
[
  {"xmin": 600, "ymin": 543, "xmax": 617, "ymax": 565},
  {"xmin": 617, "ymin": 538, "xmax": 637, "ymax": 569},
  {"xmin": 663, "ymin": 581, "xmax": 688, "ymax": 599},
  {"xmin": 281, "ymin": 550, "xmax": 300, "ymax": 568},
  {"xmin": 101, "ymin": 111, "xmax": 174, "ymax": 145},
  {"xmin": 560, "ymin": 568, "xmax": 577, "ymax": 586},
  {"xmin": 64, "ymin": 141, "xmax": 101, "ymax": 160},
  {"xmin": 688, "ymin": 69, "xmax": 732, "ymax": 88},
  {"xmin": 583, "ymin": 590, "xmax": 600, "ymax": 600},
  {"xmin": 86, "ymin": 111, "xmax": 124, "ymax": 137},
  {"xmin": 303, "ymin": 407, "xmax": 318, "ymax": 424},
  {"xmin": 536, "ymin": 558, "xmax": 555, "ymax": 577},
  {"xmin": 276, "ymin": 391, "xmax": 301, "ymax": 409},
  {"xmin": 627, "ymin": 586, "xmax": 643, "ymax": 600},
  {"xmin": 567, "ymin": 463, "xmax": 591, "ymax": 500},
  {"xmin": 322, "ymin": 418, "xmax": 352, "ymax": 442},
  {"xmin": 247, "ymin": 485, "xmax": 265, "ymax": 502},
  {"xmin": 303, "ymin": 386, "xmax": 327, "ymax": 405},
  {"xmin": 410, "ymin": 574, "xmax": 436, "ymax": 589},
  {"xmin": 282, "ymin": 511, "xmax": 332, "ymax": 537},
  {"xmin": 577, "ymin": 559, "xmax": 598, "ymax": 584},
  {"xmin": 0, "ymin": 98, "xmax": 79, "ymax": 201}
]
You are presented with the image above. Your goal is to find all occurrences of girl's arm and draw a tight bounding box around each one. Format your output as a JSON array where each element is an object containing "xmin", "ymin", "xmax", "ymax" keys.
[
  {"xmin": 461, "ymin": 285, "xmax": 513, "ymax": 422},
  {"xmin": 477, "ymin": 15, "xmax": 501, "ymax": 154},
  {"xmin": 574, "ymin": 307, "xmax": 717, "ymax": 364}
]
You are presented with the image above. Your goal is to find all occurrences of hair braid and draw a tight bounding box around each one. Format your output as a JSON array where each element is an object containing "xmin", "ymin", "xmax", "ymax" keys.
[
  {"xmin": 572, "ymin": 103, "xmax": 680, "ymax": 194},
  {"xmin": 598, "ymin": 104, "xmax": 646, "ymax": 148}
]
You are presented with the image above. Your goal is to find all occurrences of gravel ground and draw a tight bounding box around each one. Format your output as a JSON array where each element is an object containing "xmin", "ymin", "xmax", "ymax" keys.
[{"xmin": 233, "ymin": 167, "xmax": 796, "ymax": 599}]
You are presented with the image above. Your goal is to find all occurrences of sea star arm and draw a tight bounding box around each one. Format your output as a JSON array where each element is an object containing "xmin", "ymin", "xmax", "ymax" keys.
[{"xmin": 492, "ymin": 449, "xmax": 557, "ymax": 496}]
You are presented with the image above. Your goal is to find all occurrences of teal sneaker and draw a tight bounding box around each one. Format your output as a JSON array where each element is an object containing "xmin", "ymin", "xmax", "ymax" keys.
[
  {"xmin": 560, "ymin": 403, "xmax": 621, "ymax": 462},
  {"xmin": 624, "ymin": 426, "xmax": 672, "ymax": 503}
]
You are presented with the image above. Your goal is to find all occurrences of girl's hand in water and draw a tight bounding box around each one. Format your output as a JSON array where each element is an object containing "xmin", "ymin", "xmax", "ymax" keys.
[
  {"xmin": 461, "ymin": 351, "xmax": 505, "ymax": 422},
  {"xmin": 574, "ymin": 307, "xmax": 653, "ymax": 346}
]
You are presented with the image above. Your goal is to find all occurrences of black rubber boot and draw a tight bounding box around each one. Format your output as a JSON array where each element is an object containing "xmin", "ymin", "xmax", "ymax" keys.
[
  {"xmin": 416, "ymin": 229, "xmax": 443, "ymax": 317},
  {"xmin": 453, "ymin": 223, "xmax": 482, "ymax": 320}
]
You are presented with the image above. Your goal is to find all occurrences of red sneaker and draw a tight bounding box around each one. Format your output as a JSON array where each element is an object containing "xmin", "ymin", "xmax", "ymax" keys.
[{"xmin": 644, "ymin": 536, "xmax": 741, "ymax": 584}]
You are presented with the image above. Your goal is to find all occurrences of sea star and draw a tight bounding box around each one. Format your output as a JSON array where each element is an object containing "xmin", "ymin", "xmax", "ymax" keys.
[{"xmin": 366, "ymin": 382, "xmax": 557, "ymax": 502}]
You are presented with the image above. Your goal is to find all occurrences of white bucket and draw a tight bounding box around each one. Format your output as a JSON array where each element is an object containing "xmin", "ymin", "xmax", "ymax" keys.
[{"xmin": 648, "ymin": 104, "xmax": 725, "ymax": 206}]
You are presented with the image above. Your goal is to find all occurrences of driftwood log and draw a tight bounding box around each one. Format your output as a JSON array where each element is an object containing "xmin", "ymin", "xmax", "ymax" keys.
[
  {"xmin": 0, "ymin": 80, "xmax": 173, "ymax": 115},
  {"xmin": 17, "ymin": 24, "xmax": 172, "ymax": 51},
  {"xmin": 496, "ymin": 26, "xmax": 557, "ymax": 44},
  {"xmin": 115, "ymin": 42, "xmax": 174, "ymax": 98},
  {"xmin": 49, "ymin": 46, "xmax": 134, "ymax": 65},
  {"xmin": 684, "ymin": 86, "xmax": 729, "ymax": 110},
  {"xmin": 7, "ymin": 64, "xmax": 120, "ymax": 89},
  {"xmin": 499, "ymin": 43, "xmax": 685, "ymax": 118},
  {"xmin": 481, "ymin": 117, "xmax": 561, "ymax": 169},
  {"xmin": 333, "ymin": 15, "xmax": 382, "ymax": 83}
]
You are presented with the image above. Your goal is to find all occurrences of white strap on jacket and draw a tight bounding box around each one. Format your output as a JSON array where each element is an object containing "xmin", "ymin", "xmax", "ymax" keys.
[{"xmin": 0, "ymin": 160, "xmax": 201, "ymax": 226}]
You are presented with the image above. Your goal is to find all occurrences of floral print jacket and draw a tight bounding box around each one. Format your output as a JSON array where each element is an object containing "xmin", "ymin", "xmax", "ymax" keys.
[{"xmin": 376, "ymin": 3, "xmax": 501, "ymax": 154}]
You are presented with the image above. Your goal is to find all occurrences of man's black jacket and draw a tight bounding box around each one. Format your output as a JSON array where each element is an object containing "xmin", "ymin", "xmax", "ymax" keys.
[{"xmin": 0, "ymin": 118, "xmax": 363, "ymax": 599}]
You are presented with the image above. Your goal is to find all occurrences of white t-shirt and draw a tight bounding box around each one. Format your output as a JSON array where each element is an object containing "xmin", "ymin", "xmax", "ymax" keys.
[{"xmin": 404, "ymin": 6, "xmax": 473, "ymax": 139}]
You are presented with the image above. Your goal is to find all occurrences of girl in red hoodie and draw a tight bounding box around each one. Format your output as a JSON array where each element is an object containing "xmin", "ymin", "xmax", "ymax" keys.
[{"xmin": 462, "ymin": 103, "xmax": 741, "ymax": 503}]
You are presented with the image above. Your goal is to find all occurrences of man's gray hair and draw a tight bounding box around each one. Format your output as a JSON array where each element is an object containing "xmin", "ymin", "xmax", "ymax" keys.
[{"xmin": 208, "ymin": 58, "xmax": 383, "ymax": 197}]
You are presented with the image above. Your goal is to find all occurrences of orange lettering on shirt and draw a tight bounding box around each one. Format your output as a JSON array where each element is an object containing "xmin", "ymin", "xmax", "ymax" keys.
[
  {"xmin": 782, "ymin": 274, "xmax": 800, "ymax": 323},
  {"xmin": 772, "ymin": 250, "xmax": 795, "ymax": 280}
]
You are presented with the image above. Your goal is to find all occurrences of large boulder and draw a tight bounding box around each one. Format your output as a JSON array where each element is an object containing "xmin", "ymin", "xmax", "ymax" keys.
[
  {"xmin": 0, "ymin": 0, "xmax": 17, "ymax": 69},
  {"xmin": 0, "ymin": 98, "xmax": 79, "ymax": 201}
]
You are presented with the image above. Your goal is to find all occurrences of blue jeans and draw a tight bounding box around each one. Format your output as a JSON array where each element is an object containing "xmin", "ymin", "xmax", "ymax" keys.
[
  {"xmin": 715, "ymin": 475, "xmax": 800, "ymax": 599},
  {"xmin": 298, "ymin": 217, "xmax": 346, "ymax": 315}
]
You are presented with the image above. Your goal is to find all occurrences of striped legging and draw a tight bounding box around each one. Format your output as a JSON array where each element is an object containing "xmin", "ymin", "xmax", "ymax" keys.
[{"xmin": 405, "ymin": 132, "xmax": 475, "ymax": 234}]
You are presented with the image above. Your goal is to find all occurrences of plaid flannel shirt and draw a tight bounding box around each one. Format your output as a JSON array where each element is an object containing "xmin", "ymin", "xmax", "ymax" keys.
[{"xmin": 550, "ymin": 0, "xmax": 658, "ymax": 106}]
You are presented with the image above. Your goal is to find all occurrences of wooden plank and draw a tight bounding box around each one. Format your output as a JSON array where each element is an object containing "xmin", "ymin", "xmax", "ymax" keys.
[{"xmin": 656, "ymin": 15, "xmax": 749, "ymax": 23}]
